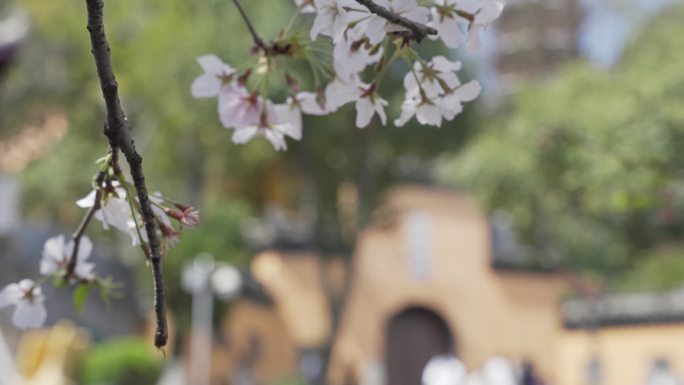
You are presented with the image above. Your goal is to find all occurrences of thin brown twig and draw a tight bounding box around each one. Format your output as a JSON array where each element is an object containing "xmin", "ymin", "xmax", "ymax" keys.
[
  {"xmin": 231, "ymin": 0, "xmax": 293, "ymax": 56},
  {"xmin": 84, "ymin": 0, "xmax": 167, "ymax": 349},
  {"xmin": 64, "ymin": 170, "xmax": 106, "ymax": 281},
  {"xmin": 354, "ymin": 0, "xmax": 438, "ymax": 42},
  {"xmin": 231, "ymin": 0, "xmax": 268, "ymax": 51}
]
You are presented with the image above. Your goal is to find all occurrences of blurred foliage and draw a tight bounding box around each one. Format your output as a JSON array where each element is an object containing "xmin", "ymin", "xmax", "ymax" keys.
[
  {"xmin": 613, "ymin": 245, "xmax": 684, "ymax": 292},
  {"xmin": 438, "ymin": 5, "xmax": 684, "ymax": 285},
  {"xmin": 149, "ymin": 198, "xmax": 252, "ymax": 328},
  {"xmin": 1, "ymin": 0, "xmax": 479, "ymax": 323},
  {"xmin": 78, "ymin": 337, "xmax": 162, "ymax": 385}
]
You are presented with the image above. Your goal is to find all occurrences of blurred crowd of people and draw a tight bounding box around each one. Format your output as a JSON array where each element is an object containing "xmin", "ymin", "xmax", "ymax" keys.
[{"xmin": 421, "ymin": 356, "xmax": 542, "ymax": 385}]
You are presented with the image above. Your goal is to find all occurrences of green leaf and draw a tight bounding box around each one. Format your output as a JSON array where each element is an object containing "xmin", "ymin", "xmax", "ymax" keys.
[{"xmin": 73, "ymin": 285, "xmax": 91, "ymax": 314}]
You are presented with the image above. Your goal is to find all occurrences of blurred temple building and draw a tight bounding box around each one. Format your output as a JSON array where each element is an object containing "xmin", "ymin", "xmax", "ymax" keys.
[
  {"xmin": 493, "ymin": 0, "xmax": 583, "ymax": 86},
  {"xmin": 211, "ymin": 186, "xmax": 684, "ymax": 385}
]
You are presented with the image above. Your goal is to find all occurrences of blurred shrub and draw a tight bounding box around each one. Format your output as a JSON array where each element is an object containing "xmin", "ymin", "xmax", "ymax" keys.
[{"xmin": 78, "ymin": 337, "xmax": 162, "ymax": 385}]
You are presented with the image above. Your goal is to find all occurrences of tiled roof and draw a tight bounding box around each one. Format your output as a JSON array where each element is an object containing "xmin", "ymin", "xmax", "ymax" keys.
[{"xmin": 562, "ymin": 287, "xmax": 684, "ymax": 328}]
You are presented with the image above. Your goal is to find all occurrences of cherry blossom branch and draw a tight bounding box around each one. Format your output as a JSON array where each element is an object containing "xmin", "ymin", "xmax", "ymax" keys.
[
  {"xmin": 353, "ymin": 0, "xmax": 438, "ymax": 42},
  {"xmin": 84, "ymin": 0, "xmax": 168, "ymax": 349},
  {"xmin": 231, "ymin": 0, "xmax": 268, "ymax": 50},
  {"xmin": 64, "ymin": 170, "xmax": 105, "ymax": 281},
  {"xmin": 231, "ymin": 0, "xmax": 292, "ymax": 56}
]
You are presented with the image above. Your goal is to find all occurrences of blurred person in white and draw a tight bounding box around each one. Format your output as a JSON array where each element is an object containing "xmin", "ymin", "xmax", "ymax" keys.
[
  {"xmin": 647, "ymin": 359, "xmax": 681, "ymax": 385},
  {"xmin": 422, "ymin": 355, "xmax": 467, "ymax": 385},
  {"xmin": 468, "ymin": 357, "xmax": 517, "ymax": 385}
]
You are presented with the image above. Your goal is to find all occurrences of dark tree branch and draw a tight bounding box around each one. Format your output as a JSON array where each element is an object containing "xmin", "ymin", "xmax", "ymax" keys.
[
  {"xmin": 354, "ymin": 0, "xmax": 438, "ymax": 42},
  {"xmin": 84, "ymin": 0, "xmax": 167, "ymax": 349}
]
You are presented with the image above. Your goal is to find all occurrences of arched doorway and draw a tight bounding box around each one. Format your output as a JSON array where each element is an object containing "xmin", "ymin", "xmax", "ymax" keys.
[{"xmin": 385, "ymin": 307, "xmax": 454, "ymax": 385}]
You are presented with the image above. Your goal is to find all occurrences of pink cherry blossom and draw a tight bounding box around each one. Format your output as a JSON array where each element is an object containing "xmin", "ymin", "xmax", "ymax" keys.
[{"xmin": 218, "ymin": 88, "xmax": 264, "ymax": 129}]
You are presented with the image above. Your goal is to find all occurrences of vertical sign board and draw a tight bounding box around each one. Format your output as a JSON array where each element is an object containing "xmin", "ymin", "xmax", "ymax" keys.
[
  {"xmin": 0, "ymin": 175, "xmax": 21, "ymax": 236},
  {"xmin": 404, "ymin": 210, "xmax": 433, "ymax": 282}
]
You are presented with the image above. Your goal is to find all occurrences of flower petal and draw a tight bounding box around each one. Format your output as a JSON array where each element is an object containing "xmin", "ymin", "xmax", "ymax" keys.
[
  {"xmin": 197, "ymin": 54, "xmax": 226, "ymax": 75},
  {"xmin": 0, "ymin": 284, "xmax": 22, "ymax": 309},
  {"xmin": 365, "ymin": 17, "xmax": 387, "ymax": 45},
  {"xmin": 191, "ymin": 74, "xmax": 221, "ymax": 98},
  {"xmin": 13, "ymin": 301, "xmax": 47, "ymax": 330},
  {"xmin": 435, "ymin": 15, "xmax": 466, "ymax": 48},
  {"xmin": 76, "ymin": 190, "xmax": 97, "ymax": 208},
  {"xmin": 232, "ymin": 125, "xmax": 259, "ymax": 144},
  {"xmin": 355, "ymin": 98, "xmax": 375, "ymax": 128},
  {"xmin": 454, "ymin": 80, "xmax": 482, "ymax": 102}
]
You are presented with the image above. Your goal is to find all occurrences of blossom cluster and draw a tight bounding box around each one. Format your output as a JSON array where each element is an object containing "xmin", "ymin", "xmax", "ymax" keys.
[
  {"xmin": 0, "ymin": 163, "xmax": 199, "ymax": 330},
  {"xmin": 76, "ymin": 181, "xmax": 199, "ymax": 252},
  {"xmin": 192, "ymin": 0, "xmax": 504, "ymax": 150}
]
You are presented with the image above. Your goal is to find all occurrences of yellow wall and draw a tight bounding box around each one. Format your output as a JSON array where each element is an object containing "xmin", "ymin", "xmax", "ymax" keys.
[
  {"xmin": 232, "ymin": 185, "xmax": 684, "ymax": 385},
  {"xmin": 556, "ymin": 324, "xmax": 684, "ymax": 385},
  {"xmin": 328, "ymin": 186, "xmax": 566, "ymax": 384}
]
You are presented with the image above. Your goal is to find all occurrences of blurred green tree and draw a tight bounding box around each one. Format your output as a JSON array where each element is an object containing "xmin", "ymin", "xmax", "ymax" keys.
[{"xmin": 438, "ymin": 5, "xmax": 684, "ymax": 288}]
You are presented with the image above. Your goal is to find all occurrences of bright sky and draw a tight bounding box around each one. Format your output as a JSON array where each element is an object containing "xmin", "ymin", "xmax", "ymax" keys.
[{"xmin": 577, "ymin": 0, "xmax": 680, "ymax": 68}]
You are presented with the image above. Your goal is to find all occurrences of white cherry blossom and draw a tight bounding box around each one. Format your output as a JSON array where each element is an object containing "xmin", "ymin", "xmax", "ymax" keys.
[
  {"xmin": 76, "ymin": 187, "xmax": 146, "ymax": 246},
  {"xmin": 232, "ymin": 101, "xmax": 302, "ymax": 150},
  {"xmin": 404, "ymin": 56, "xmax": 463, "ymax": 99},
  {"xmin": 294, "ymin": 91, "xmax": 329, "ymax": 115},
  {"xmin": 429, "ymin": 0, "xmax": 467, "ymax": 48},
  {"xmin": 150, "ymin": 192, "xmax": 172, "ymax": 227},
  {"xmin": 355, "ymin": 84, "xmax": 388, "ymax": 128},
  {"xmin": 0, "ymin": 279, "xmax": 47, "ymax": 330},
  {"xmin": 471, "ymin": 0, "xmax": 505, "ymax": 26},
  {"xmin": 439, "ymin": 80, "xmax": 481, "ymax": 120},
  {"xmin": 189, "ymin": 0, "xmax": 503, "ymax": 142},
  {"xmin": 77, "ymin": 188, "xmax": 130, "ymax": 232},
  {"xmin": 333, "ymin": 31, "xmax": 383, "ymax": 81},
  {"xmin": 461, "ymin": 0, "xmax": 505, "ymax": 51},
  {"xmin": 325, "ymin": 75, "xmax": 362, "ymax": 111},
  {"xmin": 398, "ymin": 56, "xmax": 481, "ymax": 126},
  {"xmin": 364, "ymin": 0, "xmax": 429, "ymax": 44},
  {"xmin": 394, "ymin": 97, "xmax": 444, "ymax": 127},
  {"xmin": 310, "ymin": 0, "xmax": 366, "ymax": 43},
  {"xmin": 191, "ymin": 55, "xmax": 236, "ymax": 98},
  {"xmin": 40, "ymin": 235, "xmax": 95, "ymax": 280}
]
